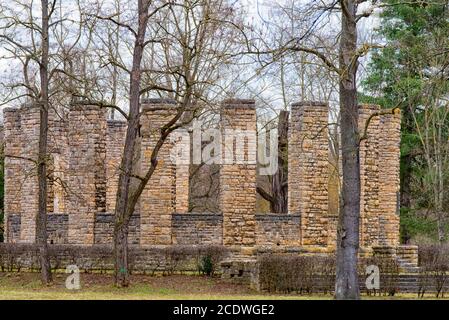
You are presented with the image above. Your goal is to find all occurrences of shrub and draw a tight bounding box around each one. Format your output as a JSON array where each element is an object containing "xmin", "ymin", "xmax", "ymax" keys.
[
  {"xmin": 258, "ymin": 254, "xmax": 336, "ymax": 295},
  {"xmin": 360, "ymin": 256, "xmax": 400, "ymax": 296},
  {"xmin": 418, "ymin": 244, "xmax": 449, "ymax": 298},
  {"xmin": 196, "ymin": 245, "xmax": 228, "ymax": 277},
  {"xmin": 199, "ymin": 255, "xmax": 214, "ymax": 276}
]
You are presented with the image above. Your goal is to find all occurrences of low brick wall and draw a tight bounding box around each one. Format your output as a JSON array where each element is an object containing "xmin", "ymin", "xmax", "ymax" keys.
[
  {"xmin": 5, "ymin": 213, "xmax": 20, "ymax": 242},
  {"xmin": 47, "ymin": 214, "xmax": 68, "ymax": 244},
  {"xmin": 255, "ymin": 214, "xmax": 301, "ymax": 246},
  {"xmin": 172, "ymin": 213, "xmax": 223, "ymax": 245},
  {"xmin": 7, "ymin": 212, "xmax": 305, "ymax": 246},
  {"xmin": 94, "ymin": 213, "xmax": 140, "ymax": 245},
  {"xmin": 14, "ymin": 213, "xmax": 142, "ymax": 245}
]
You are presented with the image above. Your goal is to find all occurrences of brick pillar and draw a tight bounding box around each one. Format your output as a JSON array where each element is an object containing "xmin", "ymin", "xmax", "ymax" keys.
[
  {"xmin": 139, "ymin": 99, "xmax": 178, "ymax": 245},
  {"xmin": 106, "ymin": 120, "xmax": 127, "ymax": 212},
  {"xmin": 67, "ymin": 103, "xmax": 107, "ymax": 244},
  {"xmin": 378, "ymin": 109, "xmax": 401, "ymax": 246},
  {"xmin": 3, "ymin": 107, "xmax": 26, "ymax": 242},
  {"xmin": 358, "ymin": 104, "xmax": 381, "ymax": 247},
  {"xmin": 288, "ymin": 102, "xmax": 329, "ymax": 248},
  {"xmin": 220, "ymin": 99, "xmax": 257, "ymax": 253}
]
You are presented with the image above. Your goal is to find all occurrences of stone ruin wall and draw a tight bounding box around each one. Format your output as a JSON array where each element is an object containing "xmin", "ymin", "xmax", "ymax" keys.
[
  {"xmin": 219, "ymin": 99, "xmax": 257, "ymax": 256},
  {"xmin": 288, "ymin": 102, "xmax": 329, "ymax": 250},
  {"xmin": 2, "ymin": 99, "xmax": 402, "ymax": 254}
]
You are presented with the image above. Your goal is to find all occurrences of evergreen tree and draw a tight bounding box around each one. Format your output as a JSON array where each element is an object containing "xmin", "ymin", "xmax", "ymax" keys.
[{"xmin": 363, "ymin": 0, "xmax": 449, "ymax": 242}]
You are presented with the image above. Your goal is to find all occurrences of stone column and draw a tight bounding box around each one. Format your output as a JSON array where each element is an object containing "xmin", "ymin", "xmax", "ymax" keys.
[
  {"xmin": 358, "ymin": 104, "xmax": 381, "ymax": 247},
  {"xmin": 139, "ymin": 99, "xmax": 178, "ymax": 245},
  {"xmin": 67, "ymin": 103, "xmax": 107, "ymax": 245},
  {"xmin": 19, "ymin": 104, "xmax": 41, "ymax": 243},
  {"xmin": 220, "ymin": 99, "xmax": 257, "ymax": 253},
  {"xmin": 106, "ymin": 120, "xmax": 127, "ymax": 213},
  {"xmin": 288, "ymin": 102, "xmax": 329, "ymax": 248},
  {"xmin": 378, "ymin": 109, "xmax": 401, "ymax": 246},
  {"xmin": 3, "ymin": 107, "xmax": 26, "ymax": 242}
]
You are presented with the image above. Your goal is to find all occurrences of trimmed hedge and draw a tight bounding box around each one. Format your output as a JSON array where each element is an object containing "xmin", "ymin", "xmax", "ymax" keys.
[{"xmin": 257, "ymin": 254, "xmax": 400, "ymax": 296}]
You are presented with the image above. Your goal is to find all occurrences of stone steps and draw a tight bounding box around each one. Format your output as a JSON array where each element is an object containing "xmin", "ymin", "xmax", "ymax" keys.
[{"xmin": 397, "ymin": 257, "xmax": 420, "ymax": 273}]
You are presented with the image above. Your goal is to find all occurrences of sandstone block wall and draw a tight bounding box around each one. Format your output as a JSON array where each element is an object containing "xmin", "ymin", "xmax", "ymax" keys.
[
  {"xmin": 2, "ymin": 99, "xmax": 401, "ymax": 253},
  {"xmin": 5, "ymin": 213, "xmax": 21, "ymax": 242},
  {"xmin": 357, "ymin": 106, "xmax": 401, "ymax": 247},
  {"xmin": 94, "ymin": 213, "xmax": 140, "ymax": 245},
  {"xmin": 288, "ymin": 102, "xmax": 329, "ymax": 248},
  {"xmin": 139, "ymin": 99, "xmax": 178, "ymax": 245},
  {"xmin": 5, "ymin": 211, "xmax": 301, "ymax": 246},
  {"xmin": 378, "ymin": 110, "xmax": 401, "ymax": 245},
  {"xmin": 66, "ymin": 103, "xmax": 107, "ymax": 245},
  {"xmin": 3, "ymin": 105, "xmax": 41, "ymax": 243},
  {"xmin": 19, "ymin": 105, "xmax": 41, "ymax": 243},
  {"xmin": 105, "ymin": 120, "xmax": 127, "ymax": 212},
  {"xmin": 359, "ymin": 104, "xmax": 381, "ymax": 247},
  {"xmin": 174, "ymin": 148, "xmax": 190, "ymax": 213},
  {"xmin": 172, "ymin": 213, "xmax": 223, "ymax": 245},
  {"xmin": 47, "ymin": 214, "xmax": 68, "ymax": 244},
  {"xmin": 3, "ymin": 107, "xmax": 23, "ymax": 243},
  {"xmin": 255, "ymin": 214, "xmax": 301, "ymax": 246},
  {"xmin": 220, "ymin": 99, "xmax": 257, "ymax": 250},
  {"xmin": 47, "ymin": 107, "xmax": 69, "ymax": 214}
]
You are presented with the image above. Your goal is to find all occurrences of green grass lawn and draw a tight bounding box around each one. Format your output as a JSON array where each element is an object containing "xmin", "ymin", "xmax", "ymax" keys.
[
  {"xmin": 0, "ymin": 272, "xmax": 445, "ymax": 300},
  {"xmin": 0, "ymin": 272, "xmax": 321, "ymax": 300}
]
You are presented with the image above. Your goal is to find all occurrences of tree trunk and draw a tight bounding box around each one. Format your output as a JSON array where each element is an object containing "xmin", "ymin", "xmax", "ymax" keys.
[
  {"xmin": 335, "ymin": 0, "xmax": 360, "ymax": 300},
  {"xmin": 271, "ymin": 110, "xmax": 288, "ymax": 213},
  {"xmin": 36, "ymin": 0, "xmax": 52, "ymax": 285},
  {"xmin": 436, "ymin": 157, "xmax": 445, "ymax": 243},
  {"xmin": 114, "ymin": 223, "xmax": 129, "ymax": 286},
  {"xmin": 113, "ymin": 0, "xmax": 149, "ymax": 287}
]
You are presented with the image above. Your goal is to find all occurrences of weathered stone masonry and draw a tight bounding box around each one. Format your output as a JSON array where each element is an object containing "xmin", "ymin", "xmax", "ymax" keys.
[
  {"xmin": 67, "ymin": 104, "xmax": 107, "ymax": 245},
  {"xmin": 3, "ymin": 99, "xmax": 402, "ymax": 257},
  {"xmin": 139, "ymin": 99, "xmax": 179, "ymax": 245},
  {"xmin": 378, "ymin": 110, "xmax": 401, "ymax": 246},
  {"xmin": 105, "ymin": 120, "xmax": 127, "ymax": 213},
  {"xmin": 288, "ymin": 102, "xmax": 329, "ymax": 249},
  {"xmin": 220, "ymin": 99, "xmax": 257, "ymax": 254},
  {"xmin": 358, "ymin": 105, "xmax": 402, "ymax": 248},
  {"xmin": 359, "ymin": 104, "xmax": 381, "ymax": 248}
]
